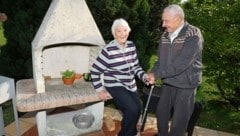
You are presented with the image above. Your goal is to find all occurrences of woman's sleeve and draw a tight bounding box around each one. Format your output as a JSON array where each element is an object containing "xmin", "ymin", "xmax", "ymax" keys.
[{"xmin": 90, "ymin": 49, "xmax": 109, "ymax": 92}]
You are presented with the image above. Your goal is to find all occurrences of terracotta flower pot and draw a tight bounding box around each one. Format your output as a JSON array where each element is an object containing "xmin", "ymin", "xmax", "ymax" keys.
[{"xmin": 62, "ymin": 76, "xmax": 75, "ymax": 85}]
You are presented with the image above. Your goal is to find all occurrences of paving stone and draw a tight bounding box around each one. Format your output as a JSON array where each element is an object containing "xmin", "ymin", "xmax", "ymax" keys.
[
  {"xmin": 218, "ymin": 131, "xmax": 240, "ymax": 136},
  {"xmin": 195, "ymin": 127, "xmax": 219, "ymax": 136}
]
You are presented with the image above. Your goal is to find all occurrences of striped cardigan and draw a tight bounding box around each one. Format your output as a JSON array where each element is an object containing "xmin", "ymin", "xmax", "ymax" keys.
[{"xmin": 90, "ymin": 40, "xmax": 147, "ymax": 92}]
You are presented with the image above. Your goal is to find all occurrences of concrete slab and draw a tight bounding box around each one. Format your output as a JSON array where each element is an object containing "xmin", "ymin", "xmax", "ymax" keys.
[
  {"xmin": 218, "ymin": 131, "xmax": 240, "ymax": 136},
  {"xmin": 195, "ymin": 126, "xmax": 219, "ymax": 136}
]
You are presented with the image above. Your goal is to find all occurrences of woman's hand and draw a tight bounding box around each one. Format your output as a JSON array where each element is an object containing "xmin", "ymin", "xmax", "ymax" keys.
[
  {"xmin": 97, "ymin": 90, "xmax": 112, "ymax": 101},
  {"xmin": 146, "ymin": 73, "xmax": 155, "ymax": 85}
]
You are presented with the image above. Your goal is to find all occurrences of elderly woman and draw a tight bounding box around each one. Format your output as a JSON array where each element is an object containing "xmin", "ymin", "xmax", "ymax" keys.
[{"xmin": 90, "ymin": 18, "xmax": 149, "ymax": 136}]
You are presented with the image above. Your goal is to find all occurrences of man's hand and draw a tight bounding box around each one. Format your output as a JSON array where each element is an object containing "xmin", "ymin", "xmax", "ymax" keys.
[{"xmin": 146, "ymin": 73, "xmax": 155, "ymax": 85}]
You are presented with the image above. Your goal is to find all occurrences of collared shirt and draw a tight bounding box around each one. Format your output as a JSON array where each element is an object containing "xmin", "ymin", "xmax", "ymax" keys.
[{"xmin": 170, "ymin": 23, "xmax": 184, "ymax": 43}]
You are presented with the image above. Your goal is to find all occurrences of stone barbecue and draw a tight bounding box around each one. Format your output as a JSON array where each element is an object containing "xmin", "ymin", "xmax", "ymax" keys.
[{"xmin": 16, "ymin": 0, "xmax": 106, "ymax": 135}]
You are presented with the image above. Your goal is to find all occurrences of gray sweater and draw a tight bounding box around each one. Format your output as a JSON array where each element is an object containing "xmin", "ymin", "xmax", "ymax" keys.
[{"xmin": 152, "ymin": 22, "xmax": 204, "ymax": 88}]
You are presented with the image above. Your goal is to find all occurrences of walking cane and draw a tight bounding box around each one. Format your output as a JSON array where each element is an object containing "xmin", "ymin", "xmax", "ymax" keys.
[{"xmin": 140, "ymin": 85, "xmax": 155, "ymax": 132}]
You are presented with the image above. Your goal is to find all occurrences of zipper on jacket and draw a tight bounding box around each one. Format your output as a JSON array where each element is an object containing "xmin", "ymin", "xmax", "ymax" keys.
[{"xmin": 166, "ymin": 39, "xmax": 173, "ymax": 83}]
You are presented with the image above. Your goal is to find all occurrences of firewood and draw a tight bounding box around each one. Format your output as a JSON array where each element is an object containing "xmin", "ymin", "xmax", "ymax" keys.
[{"xmin": 104, "ymin": 115, "xmax": 115, "ymax": 131}]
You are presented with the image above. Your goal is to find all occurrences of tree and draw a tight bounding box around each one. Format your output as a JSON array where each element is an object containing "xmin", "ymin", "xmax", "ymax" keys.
[
  {"xmin": 87, "ymin": 0, "xmax": 153, "ymax": 70},
  {"xmin": 183, "ymin": 0, "xmax": 240, "ymax": 110},
  {"xmin": 0, "ymin": 0, "xmax": 167, "ymax": 80},
  {"xmin": 0, "ymin": 0, "xmax": 51, "ymax": 79}
]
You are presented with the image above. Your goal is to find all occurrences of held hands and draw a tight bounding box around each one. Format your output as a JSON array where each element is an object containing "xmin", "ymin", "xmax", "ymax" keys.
[
  {"xmin": 97, "ymin": 90, "xmax": 112, "ymax": 101},
  {"xmin": 145, "ymin": 73, "xmax": 163, "ymax": 87},
  {"xmin": 145, "ymin": 73, "xmax": 156, "ymax": 85}
]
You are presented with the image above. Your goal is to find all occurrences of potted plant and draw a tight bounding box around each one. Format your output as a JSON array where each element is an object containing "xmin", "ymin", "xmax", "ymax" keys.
[{"xmin": 61, "ymin": 69, "xmax": 75, "ymax": 85}]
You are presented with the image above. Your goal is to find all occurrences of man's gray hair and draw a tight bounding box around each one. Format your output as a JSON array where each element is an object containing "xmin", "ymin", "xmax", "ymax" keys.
[
  {"xmin": 111, "ymin": 18, "xmax": 131, "ymax": 36},
  {"xmin": 164, "ymin": 4, "xmax": 185, "ymax": 19}
]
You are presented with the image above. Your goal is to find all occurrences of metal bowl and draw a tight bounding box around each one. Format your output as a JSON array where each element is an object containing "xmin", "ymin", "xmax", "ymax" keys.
[{"xmin": 72, "ymin": 111, "xmax": 95, "ymax": 129}]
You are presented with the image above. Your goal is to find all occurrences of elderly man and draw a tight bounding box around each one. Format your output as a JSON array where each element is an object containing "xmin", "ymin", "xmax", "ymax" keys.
[{"xmin": 149, "ymin": 4, "xmax": 204, "ymax": 136}]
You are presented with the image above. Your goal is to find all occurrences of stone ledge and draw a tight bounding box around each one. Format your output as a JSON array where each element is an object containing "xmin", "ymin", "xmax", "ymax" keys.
[{"xmin": 16, "ymin": 79, "xmax": 102, "ymax": 112}]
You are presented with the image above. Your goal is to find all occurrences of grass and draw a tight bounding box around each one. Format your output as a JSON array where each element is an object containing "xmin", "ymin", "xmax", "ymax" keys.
[
  {"xmin": 2, "ymin": 101, "xmax": 16, "ymax": 127},
  {"xmin": 195, "ymin": 79, "xmax": 240, "ymax": 135},
  {"xmin": 197, "ymin": 100, "xmax": 240, "ymax": 135},
  {"xmin": 0, "ymin": 22, "xmax": 7, "ymax": 47}
]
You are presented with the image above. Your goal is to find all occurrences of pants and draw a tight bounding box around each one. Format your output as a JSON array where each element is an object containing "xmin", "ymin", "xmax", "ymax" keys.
[
  {"xmin": 156, "ymin": 84, "xmax": 195, "ymax": 136},
  {"xmin": 106, "ymin": 86, "xmax": 141, "ymax": 136}
]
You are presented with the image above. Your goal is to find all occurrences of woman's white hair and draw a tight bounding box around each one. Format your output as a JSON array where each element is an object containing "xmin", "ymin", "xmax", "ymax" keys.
[
  {"xmin": 111, "ymin": 18, "xmax": 131, "ymax": 36},
  {"xmin": 164, "ymin": 4, "xmax": 185, "ymax": 19}
]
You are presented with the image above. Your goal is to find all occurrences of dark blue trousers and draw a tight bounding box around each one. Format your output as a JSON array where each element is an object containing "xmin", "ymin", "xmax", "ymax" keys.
[
  {"xmin": 106, "ymin": 86, "xmax": 141, "ymax": 136},
  {"xmin": 156, "ymin": 84, "xmax": 195, "ymax": 136}
]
